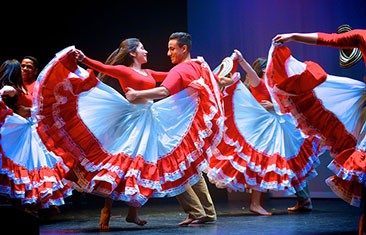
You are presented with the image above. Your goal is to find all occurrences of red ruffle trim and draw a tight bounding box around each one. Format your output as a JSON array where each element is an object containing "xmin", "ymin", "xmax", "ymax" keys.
[{"xmin": 326, "ymin": 147, "xmax": 366, "ymax": 207}]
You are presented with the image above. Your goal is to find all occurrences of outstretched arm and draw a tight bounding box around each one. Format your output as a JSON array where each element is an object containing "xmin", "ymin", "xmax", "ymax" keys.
[{"xmin": 272, "ymin": 33, "xmax": 318, "ymax": 45}]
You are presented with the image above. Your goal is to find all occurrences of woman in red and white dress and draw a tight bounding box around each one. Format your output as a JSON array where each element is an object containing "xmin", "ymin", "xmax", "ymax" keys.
[
  {"xmin": 271, "ymin": 26, "xmax": 366, "ymax": 234},
  {"xmin": 0, "ymin": 59, "xmax": 72, "ymax": 212},
  {"xmin": 207, "ymin": 50, "xmax": 323, "ymax": 215}
]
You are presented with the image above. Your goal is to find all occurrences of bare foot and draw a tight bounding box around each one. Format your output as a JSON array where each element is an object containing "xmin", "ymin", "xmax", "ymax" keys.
[
  {"xmin": 126, "ymin": 215, "xmax": 147, "ymax": 226},
  {"xmin": 99, "ymin": 208, "xmax": 111, "ymax": 231},
  {"xmin": 249, "ymin": 205, "xmax": 272, "ymax": 216},
  {"xmin": 288, "ymin": 198, "xmax": 312, "ymax": 212},
  {"xmin": 178, "ymin": 217, "xmax": 194, "ymax": 226}
]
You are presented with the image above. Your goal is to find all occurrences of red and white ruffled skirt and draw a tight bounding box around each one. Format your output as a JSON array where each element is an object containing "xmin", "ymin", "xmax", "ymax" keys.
[
  {"xmin": 33, "ymin": 46, "xmax": 224, "ymax": 207},
  {"xmin": 207, "ymin": 79, "xmax": 322, "ymax": 195},
  {"xmin": 266, "ymin": 44, "xmax": 366, "ymax": 207},
  {"xmin": 0, "ymin": 101, "xmax": 73, "ymax": 208}
]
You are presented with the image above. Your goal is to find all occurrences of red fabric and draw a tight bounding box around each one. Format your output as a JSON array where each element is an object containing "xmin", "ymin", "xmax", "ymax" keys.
[
  {"xmin": 161, "ymin": 61, "xmax": 203, "ymax": 95},
  {"xmin": 317, "ymin": 29, "xmax": 366, "ymax": 68},
  {"xmin": 209, "ymin": 80, "xmax": 320, "ymax": 192},
  {"xmin": 267, "ymin": 45, "xmax": 357, "ymax": 156},
  {"xmin": 83, "ymin": 57, "xmax": 167, "ymax": 93},
  {"xmin": 0, "ymin": 99, "xmax": 72, "ymax": 207},
  {"xmin": 16, "ymin": 92, "xmax": 32, "ymax": 108},
  {"xmin": 250, "ymin": 79, "xmax": 271, "ymax": 102},
  {"xmin": 34, "ymin": 51, "xmax": 223, "ymax": 206}
]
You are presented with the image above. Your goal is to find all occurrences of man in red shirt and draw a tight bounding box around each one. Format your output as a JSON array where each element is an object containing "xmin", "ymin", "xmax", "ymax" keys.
[{"xmin": 126, "ymin": 32, "xmax": 217, "ymax": 226}]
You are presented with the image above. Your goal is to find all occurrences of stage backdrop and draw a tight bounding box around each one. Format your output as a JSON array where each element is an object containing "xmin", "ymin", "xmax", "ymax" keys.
[{"xmin": 188, "ymin": 0, "xmax": 366, "ymax": 199}]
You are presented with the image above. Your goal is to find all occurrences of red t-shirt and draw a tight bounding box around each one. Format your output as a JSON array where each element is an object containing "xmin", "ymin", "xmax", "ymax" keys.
[
  {"xmin": 83, "ymin": 57, "xmax": 168, "ymax": 92},
  {"xmin": 161, "ymin": 60, "xmax": 203, "ymax": 95},
  {"xmin": 317, "ymin": 29, "xmax": 366, "ymax": 68}
]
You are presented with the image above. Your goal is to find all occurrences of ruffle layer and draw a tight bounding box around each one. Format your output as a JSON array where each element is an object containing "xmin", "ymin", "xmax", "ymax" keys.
[
  {"xmin": 34, "ymin": 46, "xmax": 224, "ymax": 207},
  {"xmin": 207, "ymin": 80, "xmax": 321, "ymax": 195},
  {"xmin": 326, "ymin": 147, "xmax": 366, "ymax": 207},
  {"xmin": 265, "ymin": 45, "xmax": 362, "ymax": 156},
  {"xmin": 0, "ymin": 100, "xmax": 73, "ymax": 208}
]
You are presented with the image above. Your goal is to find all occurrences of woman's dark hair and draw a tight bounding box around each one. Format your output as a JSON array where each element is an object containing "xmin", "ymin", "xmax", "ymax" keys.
[
  {"xmin": 0, "ymin": 59, "xmax": 23, "ymax": 110},
  {"xmin": 0, "ymin": 59, "xmax": 23, "ymax": 90},
  {"xmin": 169, "ymin": 32, "xmax": 192, "ymax": 52},
  {"xmin": 251, "ymin": 57, "xmax": 267, "ymax": 78},
  {"xmin": 98, "ymin": 38, "xmax": 140, "ymax": 83}
]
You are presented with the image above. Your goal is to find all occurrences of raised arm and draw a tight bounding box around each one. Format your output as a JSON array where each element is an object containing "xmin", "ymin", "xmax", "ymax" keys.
[
  {"xmin": 272, "ymin": 32, "xmax": 318, "ymax": 45},
  {"xmin": 74, "ymin": 49, "xmax": 129, "ymax": 79},
  {"xmin": 233, "ymin": 49, "xmax": 261, "ymax": 87}
]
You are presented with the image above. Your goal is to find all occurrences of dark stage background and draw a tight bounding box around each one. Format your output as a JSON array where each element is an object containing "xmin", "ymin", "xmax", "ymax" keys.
[
  {"xmin": 188, "ymin": 0, "xmax": 366, "ymax": 81},
  {"xmin": 2, "ymin": 0, "xmax": 366, "ymax": 199},
  {"xmin": 1, "ymin": 1, "xmax": 187, "ymax": 72}
]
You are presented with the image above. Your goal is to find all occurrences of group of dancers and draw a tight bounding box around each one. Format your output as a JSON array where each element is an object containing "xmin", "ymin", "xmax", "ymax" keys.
[{"xmin": 1, "ymin": 27, "xmax": 366, "ymax": 234}]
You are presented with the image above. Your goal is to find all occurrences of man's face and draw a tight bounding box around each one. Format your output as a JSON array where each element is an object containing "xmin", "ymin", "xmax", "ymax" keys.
[
  {"xmin": 167, "ymin": 39, "xmax": 185, "ymax": 64},
  {"xmin": 21, "ymin": 59, "xmax": 37, "ymax": 82}
]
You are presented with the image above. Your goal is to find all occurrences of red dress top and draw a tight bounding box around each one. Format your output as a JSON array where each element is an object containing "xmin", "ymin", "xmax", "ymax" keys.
[
  {"xmin": 249, "ymin": 79, "xmax": 271, "ymax": 103},
  {"xmin": 161, "ymin": 60, "xmax": 203, "ymax": 95},
  {"xmin": 16, "ymin": 92, "xmax": 33, "ymax": 108},
  {"xmin": 83, "ymin": 57, "xmax": 168, "ymax": 92},
  {"xmin": 317, "ymin": 29, "xmax": 366, "ymax": 68}
]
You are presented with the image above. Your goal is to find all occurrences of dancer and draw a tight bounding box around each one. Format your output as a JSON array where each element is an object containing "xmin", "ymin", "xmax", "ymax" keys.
[
  {"xmin": 206, "ymin": 49, "xmax": 322, "ymax": 216},
  {"xmin": 0, "ymin": 58, "xmax": 73, "ymax": 214},
  {"xmin": 80, "ymin": 38, "xmax": 160, "ymax": 230},
  {"xmin": 271, "ymin": 25, "xmax": 366, "ymax": 234},
  {"xmin": 34, "ymin": 34, "xmax": 223, "ymax": 228},
  {"xmin": 126, "ymin": 32, "xmax": 221, "ymax": 226}
]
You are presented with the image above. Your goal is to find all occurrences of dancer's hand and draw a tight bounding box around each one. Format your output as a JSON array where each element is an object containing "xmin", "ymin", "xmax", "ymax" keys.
[
  {"xmin": 0, "ymin": 85, "xmax": 17, "ymax": 97},
  {"xmin": 260, "ymin": 100, "xmax": 274, "ymax": 111},
  {"xmin": 272, "ymin": 33, "xmax": 293, "ymax": 44},
  {"xmin": 233, "ymin": 49, "xmax": 243, "ymax": 62},
  {"xmin": 74, "ymin": 49, "xmax": 86, "ymax": 62},
  {"xmin": 125, "ymin": 87, "xmax": 137, "ymax": 102}
]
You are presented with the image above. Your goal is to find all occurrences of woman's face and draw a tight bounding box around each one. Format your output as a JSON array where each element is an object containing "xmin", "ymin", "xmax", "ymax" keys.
[{"xmin": 134, "ymin": 42, "xmax": 148, "ymax": 64}]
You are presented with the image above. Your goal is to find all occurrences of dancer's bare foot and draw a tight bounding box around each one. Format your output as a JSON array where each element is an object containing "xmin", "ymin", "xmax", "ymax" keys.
[
  {"xmin": 249, "ymin": 205, "xmax": 272, "ymax": 216},
  {"xmin": 288, "ymin": 198, "xmax": 313, "ymax": 212},
  {"xmin": 126, "ymin": 215, "xmax": 147, "ymax": 226},
  {"xmin": 99, "ymin": 208, "xmax": 111, "ymax": 231},
  {"xmin": 178, "ymin": 217, "xmax": 194, "ymax": 226}
]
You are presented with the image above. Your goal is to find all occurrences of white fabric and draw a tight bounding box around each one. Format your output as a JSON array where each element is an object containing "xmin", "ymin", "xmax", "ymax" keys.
[
  {"xmin": 231, "ymin": 81, "xmax": 307, "ymax": 159},
  {"xmin": 78, "ymin": 82, "xmax": 199, "ymax": 162},
  {"xmin": 0, "ymin": 114, "xmax": 65, "ymax": 171}
]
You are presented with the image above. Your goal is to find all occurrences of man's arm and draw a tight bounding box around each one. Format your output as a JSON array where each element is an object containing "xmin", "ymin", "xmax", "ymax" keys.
[{"xmin": 125, "ymin": 86, "xmax": 170, "ymax": 102}]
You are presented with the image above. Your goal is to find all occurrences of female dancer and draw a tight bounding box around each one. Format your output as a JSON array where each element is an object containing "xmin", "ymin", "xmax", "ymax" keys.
[
  {"xmin": 271, "ymin": 26, "xmax": 366, "ymax": 234},
  {"xmin": 82, "ymin": 38, "xmax": 159, "ymax": 230},
  {"xmin": 207, "ymin": 50, "xmax": 322, "ymax": 215},
  {"xmin": 0, "ymin": 59, "xmax": 72, "ymax": 213}
]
